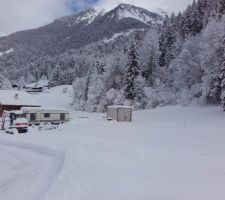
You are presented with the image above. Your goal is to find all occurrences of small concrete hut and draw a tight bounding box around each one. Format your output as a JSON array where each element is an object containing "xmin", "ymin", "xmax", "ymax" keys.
[{"xmin": 107, "ymin": 105, "xmax": 133, "ymax": 122}]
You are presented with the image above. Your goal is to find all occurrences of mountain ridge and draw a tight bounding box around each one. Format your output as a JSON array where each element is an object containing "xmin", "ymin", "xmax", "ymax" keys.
[{"xmin": 0, "ymin": 4, "xmax": 162, "ymax": 54}]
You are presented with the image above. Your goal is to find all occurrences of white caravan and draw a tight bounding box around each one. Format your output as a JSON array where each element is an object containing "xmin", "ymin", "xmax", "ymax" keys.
[
  {"xmin": 1, "ymin": 110, "xmax": 29, "ymax": 133},
  {"xmin": 21, "ymin": 107, "xmax": 70, "ymax": 125}
]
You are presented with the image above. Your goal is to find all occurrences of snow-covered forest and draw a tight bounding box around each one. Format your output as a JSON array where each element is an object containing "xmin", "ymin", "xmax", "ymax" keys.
[{"xmin": 0, "ymin": 0, "xmax": 225, "ymax": 112}]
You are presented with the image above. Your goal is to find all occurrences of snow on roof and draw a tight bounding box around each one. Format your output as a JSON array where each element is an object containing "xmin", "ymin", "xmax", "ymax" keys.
[
  {"xmin": 21, "ymin": 107, "xmax": 69, "ymax": 112},
  {"xmin": 107, "ymin": 105, "xmax": 133, "ymax": 109},
  {"xmin": 0, "ymin": 90, "xmax": 40, "ymax": 106},
  {"xmin": 4, "ymin": 110, "xmax": 24, "ymax": 115}
]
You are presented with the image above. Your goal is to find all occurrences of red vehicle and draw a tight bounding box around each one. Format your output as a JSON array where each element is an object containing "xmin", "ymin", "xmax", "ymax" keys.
[{"xmin": 1, "ymin": 110, "xmax": 28, "ymax": 134}]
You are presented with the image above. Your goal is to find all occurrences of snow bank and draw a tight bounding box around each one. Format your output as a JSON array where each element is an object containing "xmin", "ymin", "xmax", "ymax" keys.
[{"xmin": 32, "ymin": 85, "xmax": 73, "ymax": 109}]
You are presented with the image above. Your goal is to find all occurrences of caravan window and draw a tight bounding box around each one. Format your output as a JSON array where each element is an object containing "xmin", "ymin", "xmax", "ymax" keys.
[
  {"xmin": 16, "ymin": 113, "xmax": 26, "ymax": 118},
  {"xmin": 44, "ymin": 113, "xmax": 50, "ymax": 118},
  {"xmin": 30, "ymin": 113, "xmax": 36, "ymax": 121}
]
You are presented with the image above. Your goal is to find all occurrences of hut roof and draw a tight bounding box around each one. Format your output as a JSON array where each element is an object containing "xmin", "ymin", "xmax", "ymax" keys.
[{"xmin": 107, "ymin": 105, "xmax": 133, "ymax": 109}]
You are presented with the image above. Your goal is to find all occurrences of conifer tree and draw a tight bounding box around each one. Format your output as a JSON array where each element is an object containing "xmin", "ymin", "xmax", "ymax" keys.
[
  {"xmin": 220, "ymin": 37, "xmax": 225, "ymax": 101},
  {"xmin": 190, "ymin": 0, "xmax": 203, "ymax": 35},
  {"xmin": 217, "ymin": 0, "xmax": 225, "ymax": 18},
  {"xmin": 124, "ymin": 43, "xmax": 142, "ymax": 100},
  {"xmin": 159, "ymin": 15, "xmax": 177, "ymax": 67},
  {"xmin": 85, "ymin": 62, "xmax": 107, "ymax": 112},
  {"xmin": 208, "ymin": 37, "xmax": 225, "ymax": 104},
  {"xmin": 95, "ymin": 61, "xmax": 105, "ymax": 75}
]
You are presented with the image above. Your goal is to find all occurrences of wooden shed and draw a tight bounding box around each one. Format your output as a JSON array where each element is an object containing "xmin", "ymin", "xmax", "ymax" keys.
[
  {"xmin": 107, "ymin": 105, "xmax": 133, "ymax": 122},
  {"xmin": 0, "ymin": 90, "xmax": 41, "ymax": 117}
]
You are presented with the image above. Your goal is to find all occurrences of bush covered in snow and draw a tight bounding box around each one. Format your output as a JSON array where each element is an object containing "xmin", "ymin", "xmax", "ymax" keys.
[{"xmin": 0, "ymin": 74, "xmax": 12, "ymax": 90}]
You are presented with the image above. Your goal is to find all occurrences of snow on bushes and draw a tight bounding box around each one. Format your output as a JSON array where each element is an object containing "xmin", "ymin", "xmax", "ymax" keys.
[{"xmin": 0, "ymin": 74, "xmax": 12, "ymax": 90}]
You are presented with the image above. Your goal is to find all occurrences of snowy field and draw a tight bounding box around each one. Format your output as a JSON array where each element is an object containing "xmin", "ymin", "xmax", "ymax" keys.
[{"xmin": 1, "ymin": 86, "xmax": 225, "ymax": 200}]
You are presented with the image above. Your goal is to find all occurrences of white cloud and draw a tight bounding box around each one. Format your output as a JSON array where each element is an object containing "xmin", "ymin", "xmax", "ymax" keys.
[
  {"xmin": 0, "ymin": 0, "xmax": 71, "ymax": 36},
  {"xmin": 0, "ymin": 0, "xmax": 194, "ymax": 36},
  {"xmin": 95, "ymin": 0, "xmax": 193, "ymax": 13}
]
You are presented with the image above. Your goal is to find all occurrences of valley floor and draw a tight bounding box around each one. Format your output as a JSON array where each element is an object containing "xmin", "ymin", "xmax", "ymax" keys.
[{"xmin": 0, "ymin": 87, "xmax": 225, "ymax": 200}]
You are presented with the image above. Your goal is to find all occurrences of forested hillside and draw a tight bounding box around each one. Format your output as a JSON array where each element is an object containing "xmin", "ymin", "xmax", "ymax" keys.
[{"xmin": 0, "ymin": 0, "xmax": 225, "ymax": 112}]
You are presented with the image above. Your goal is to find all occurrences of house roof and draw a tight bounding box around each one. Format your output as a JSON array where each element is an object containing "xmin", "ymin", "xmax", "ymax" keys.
[
  {"xmin": 0, "ymin": 90, "xmax": 40, "ymax": 106},
  {"xmin": 107, "ymin": 105, "xmax": 133, "ymax": 109}
]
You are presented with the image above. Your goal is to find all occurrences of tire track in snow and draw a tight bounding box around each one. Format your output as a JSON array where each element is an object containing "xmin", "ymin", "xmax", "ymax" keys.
[{"xmin": 0, "ymin": 140, "xmax": 65, "ymax": 200}]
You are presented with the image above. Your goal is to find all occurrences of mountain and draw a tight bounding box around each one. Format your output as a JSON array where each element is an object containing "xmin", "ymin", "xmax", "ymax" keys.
[
  {"xmin": 105, "ymin": 4, "xmax": 162, "ymax": 25},
  {"xmin": 0, "ymin": 4, "xmax": 162, "ymax": 82},
  {"xmin": 0, "ymin": 4, "xmax": 162, "ymax": 56}
]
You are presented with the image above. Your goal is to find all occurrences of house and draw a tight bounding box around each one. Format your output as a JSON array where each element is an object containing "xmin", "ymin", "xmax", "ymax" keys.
[
  {"xmin": 24, "ymin": 80, "xmax": 49, "ymax": 93},
  {"xmin": 107, "ymin": 105, "xmax": 133, "ymax": 122},
  {"xmin": 23, "ymin": 86, "xmax": 43, "ymax": 93},
  {"xmin": 0, "ymin": 90, "xmax": 41, "ymax": 117}
]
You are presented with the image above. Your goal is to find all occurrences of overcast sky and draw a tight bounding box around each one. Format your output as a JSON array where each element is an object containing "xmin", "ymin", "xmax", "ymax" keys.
[{"xmin": 0, "ymin": 0, "xmax": 193, "ymax": 36}]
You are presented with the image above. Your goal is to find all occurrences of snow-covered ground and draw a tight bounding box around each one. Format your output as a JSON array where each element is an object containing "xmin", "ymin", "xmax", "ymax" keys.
[
  {"xmin": 0, "ymin": 141, "xmax": 64, "ymax": 200},
  {"xmin": 32, "ymin": 85, "xmax": 73, "ymax": 109},
  {"xmin": 1, "ymin": 86, "xmax": 225, "ymax": 200}
]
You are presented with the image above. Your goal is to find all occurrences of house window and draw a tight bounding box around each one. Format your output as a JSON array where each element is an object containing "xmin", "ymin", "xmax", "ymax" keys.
[{"xmin": 44, "ymin": 113, "xmax": 50, "ymax": 118}]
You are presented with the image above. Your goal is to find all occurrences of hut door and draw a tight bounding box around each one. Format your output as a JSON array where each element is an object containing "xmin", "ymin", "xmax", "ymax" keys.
[
  {"xmin": 118, "ymin": 109, "xmax": 131, "ymax": 122},
  {"xmin": 60, "ymin": 113, "xmax": 65, "ymax": 121}
]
